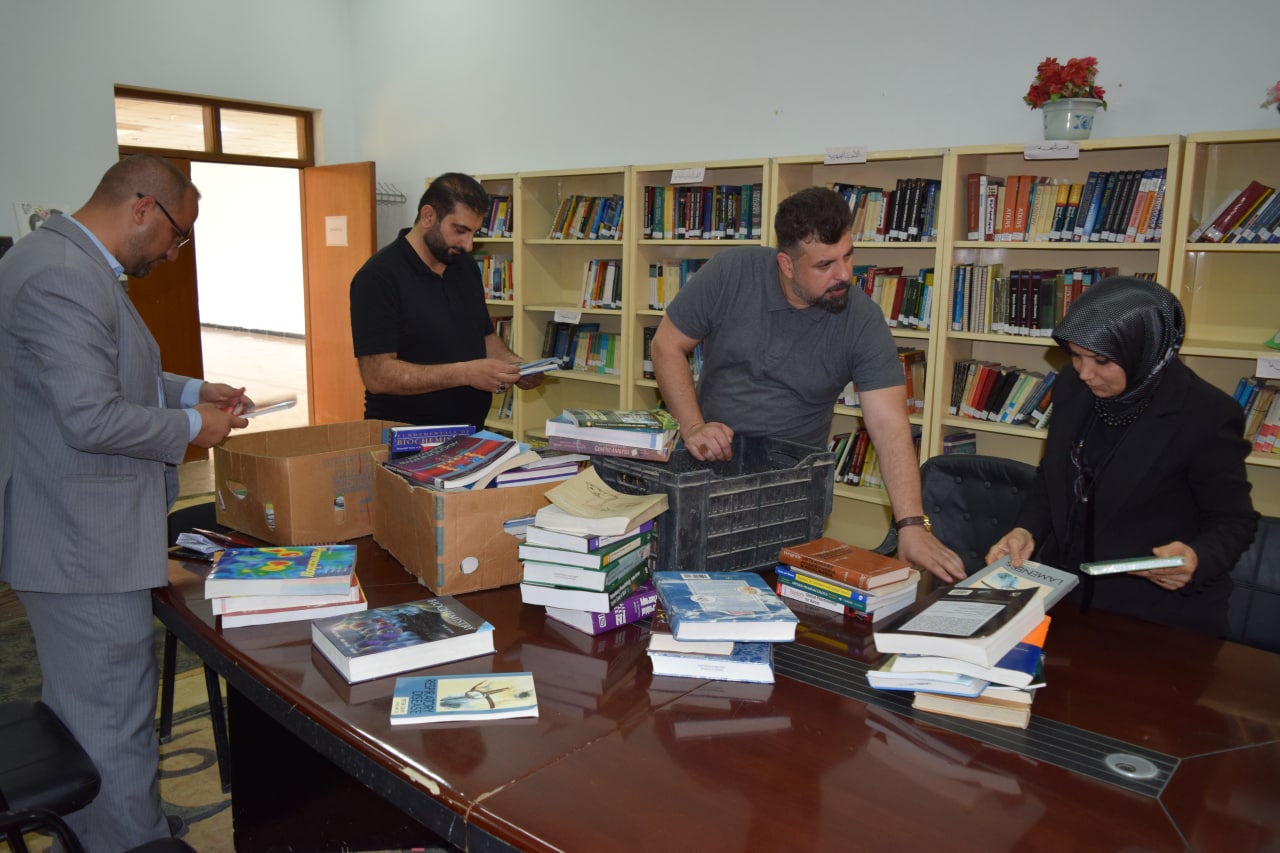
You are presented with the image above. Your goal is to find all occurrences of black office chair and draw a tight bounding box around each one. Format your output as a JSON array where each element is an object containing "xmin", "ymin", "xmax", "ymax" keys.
[
  {"xmin": 162, "ymin": 500, "xmax": 232, "ymax": 793},
  {"xmin": 1225, "ymin": 515, "xmax": 1280, "ymax": 653},
  {"xmin": 878, "ymin": 454, "xmax": 1039, "ymax": 578}
]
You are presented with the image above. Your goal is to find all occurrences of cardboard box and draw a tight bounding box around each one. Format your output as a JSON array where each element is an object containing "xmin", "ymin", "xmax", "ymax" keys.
[
  {"xmin": 214, "ymin": 421, "xmax": 399, "ymax": 545},
  {"xmin": 373, "ymin": 456, "xmax": 555, "ymax": 595}
]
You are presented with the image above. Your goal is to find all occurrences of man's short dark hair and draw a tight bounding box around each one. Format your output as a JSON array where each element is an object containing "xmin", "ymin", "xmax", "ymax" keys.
[
  {"xmin": 417, "ymin": 172, "xmax": 489, "ymax": 223},
  {"xmin": 774, "ymin": 187, "xmax": 853, "ymax": 254}
]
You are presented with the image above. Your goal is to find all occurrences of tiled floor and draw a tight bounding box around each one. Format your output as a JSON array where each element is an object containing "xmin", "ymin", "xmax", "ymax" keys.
[{"xmin": 178, "ymin": 326, "xmax": 310, "ymax": 497}]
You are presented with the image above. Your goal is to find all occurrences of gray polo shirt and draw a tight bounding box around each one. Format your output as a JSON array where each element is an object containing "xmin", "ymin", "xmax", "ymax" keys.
[{"xmin": 664, "ymin": 246, "xmax": 903, "ymax": 449}]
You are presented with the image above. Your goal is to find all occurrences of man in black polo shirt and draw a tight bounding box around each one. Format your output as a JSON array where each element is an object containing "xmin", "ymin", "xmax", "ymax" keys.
[{"xmin": 350, "ymin": 173, "xmax": 539, "ymax": 428}]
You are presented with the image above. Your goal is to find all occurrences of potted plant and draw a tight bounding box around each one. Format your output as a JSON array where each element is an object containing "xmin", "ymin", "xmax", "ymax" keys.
[
  {"xmin": 1263, "ymin": 81, "xmax": 1280, "ymax": 114},
  {"xmin": 1024, "ymin": 56, "xmax": 1107, "ymax": 140}
]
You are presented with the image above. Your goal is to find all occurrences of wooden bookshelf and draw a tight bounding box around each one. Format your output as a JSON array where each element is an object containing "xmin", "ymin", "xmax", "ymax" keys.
[
  {"xmin": 934, "ymin": 137, "xmax": 1183, "ymax": 476},
  {"xmin": 475, "ymin": 173, "xmax": 518, "ymax": 435},
  {"xmin": 1170, "ymin": 130, "xmax": 1280, "ymax": 516}
]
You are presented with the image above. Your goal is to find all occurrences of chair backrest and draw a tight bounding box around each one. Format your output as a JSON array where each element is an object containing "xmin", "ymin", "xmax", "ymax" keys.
[
  {"xmin": 1226, "ymin": 515, "xmax": 1280, "ymax": 653},
  {"xmin": 920, "ymin": 454, "xmax": 1039, "ymax": 576}
]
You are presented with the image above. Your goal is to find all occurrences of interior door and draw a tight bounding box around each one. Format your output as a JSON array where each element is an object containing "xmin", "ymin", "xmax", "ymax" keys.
[
  {"xmin": 301, "ymin": 161, "xmax": 377, "ymax": 424},
  {"xmin": 126, "ymin": 155, "xmax": 206, "ymax": 461}
]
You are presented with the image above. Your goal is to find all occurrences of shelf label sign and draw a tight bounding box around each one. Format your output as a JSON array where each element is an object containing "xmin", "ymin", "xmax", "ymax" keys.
[
  {"xmin": 1256, "ymin": 356, "xmax": 1280, "ymax": 379},
  {"xmin": 554, "ymin": 309, "xmax": 584, "ymax": 324},
  {"xmin": 1024, "ymin": 141, "xmax": 1080, "ymax": 160},
  {"xmin": 670, "ymin": 167, "xmax": 706, "ymax": 185},
  {"xmin": 823, "ymin": 146, "xmax": 868, "ymax": 165}
]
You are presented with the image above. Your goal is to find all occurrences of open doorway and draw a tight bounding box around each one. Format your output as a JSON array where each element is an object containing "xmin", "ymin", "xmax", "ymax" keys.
[{"xmin": 189, "ymin": 161, "xmax": 309, "ymax": 435}]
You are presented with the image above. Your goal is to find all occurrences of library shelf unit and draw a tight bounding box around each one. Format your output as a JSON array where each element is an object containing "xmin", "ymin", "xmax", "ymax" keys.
[
  {"xmin": 1169, "ymin": 129, "xmax": 1280, "ymax": 517},
  {"xmin": 626, "ymin": 158, "xmax": 771, "ymax": 418},
  {"xmin": 935, "ymin": 136, "xmax": 1184, "ymax": 474},
  {"xmin": 514, "ymin": 166, "xmax": 630, "ymax": 443},
  {"xmin": 771, "ymin": 149, "xmax": 950, "ymax": 545},
  {"xmin": 475, "ymin": 173, "xmax": 518, "ymax": 435}
]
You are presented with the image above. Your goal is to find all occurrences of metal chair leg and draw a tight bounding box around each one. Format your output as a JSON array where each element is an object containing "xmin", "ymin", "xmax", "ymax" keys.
[{"xmin": 203, "ymin": 665, "xmax": 232, "ymax": 793}]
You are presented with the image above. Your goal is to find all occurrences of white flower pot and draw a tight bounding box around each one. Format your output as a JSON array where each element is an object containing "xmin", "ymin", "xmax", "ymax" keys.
[{"xmin": 1041, "ymin": 98, "xmax": 1103, "ymax": 140}]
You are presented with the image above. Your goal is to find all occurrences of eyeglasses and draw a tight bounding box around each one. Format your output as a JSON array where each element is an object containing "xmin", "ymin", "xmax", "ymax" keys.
[
  {"xmin": 136, "ymin": 192, "xmax": 192, "ymax": 248},
  {"xmin": 1071, "ymin": 439, "xmax": 1091, "ymax": 504}
]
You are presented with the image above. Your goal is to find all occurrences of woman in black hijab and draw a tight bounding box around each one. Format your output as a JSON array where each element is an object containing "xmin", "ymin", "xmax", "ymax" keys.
[{"xmin": 987, "ymin": 276, "xmax": 1258, "ymax": 635}]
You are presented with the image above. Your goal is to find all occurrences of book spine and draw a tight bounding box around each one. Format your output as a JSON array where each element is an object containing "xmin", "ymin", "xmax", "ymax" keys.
[{"xmin": 1204, "ymin": 181, "xmax": 1270, "ymax": 242}]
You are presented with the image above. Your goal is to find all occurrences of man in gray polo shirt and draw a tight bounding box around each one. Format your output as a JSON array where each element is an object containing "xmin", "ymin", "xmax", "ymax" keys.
[{"xmin": 651, "ymin": 186, "xmax": 964, "ymax": 582}]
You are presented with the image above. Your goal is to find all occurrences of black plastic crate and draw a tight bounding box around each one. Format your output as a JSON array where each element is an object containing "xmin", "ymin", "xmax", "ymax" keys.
[{"xmin": 591, "ymin": 435, "xmax": 834, "ymax": 573}]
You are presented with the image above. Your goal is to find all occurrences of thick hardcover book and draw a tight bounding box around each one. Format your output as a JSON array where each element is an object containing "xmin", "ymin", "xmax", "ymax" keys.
[
  {"xmin": 1203, "ymin": 180, "xmax": 1273, "ymax": 242},
  {"xmin": 872, "ymin": 586, "xmax": 1045, "ymax": 669},
  {"xmin": 647, "ymin": 641, "xmax": 775, "ymax": 684},
  {"xmin": 540, "ymin": 467, "xmax": 669, "ymax": 536},
  {"xmin": 912, "ymin": 688, "xmax": 1032, "ymax": 729},
  {"xmin": 545, "ymin": 415, "xmax": 676, "ymax": 449},
  {"xmin": 957, "ymin": 555, "xmax": 1078, "ymax": 609},
  {"xmin": 542, "ymin": 581, "xmax": 659, "ymax": 635},
  {"xmin": 652, "ymin": 571, "xmax": 799, "ymax": 643},
  {"xmin": 383, "ymin": 431, "xmax": 523, "ymax": 490},
  {"xmin": 390, "ymin": 672, "xmax": 538, "ymax": 725},
  {"xmin": 524, "ymin": 519, "xmax": 656, "ymax": 553},
  {"xmin": 217, "ymin": 575, "xmax": 368, "ymax": 628},
  {"xmin": 311, "ymin": 596, "xmax": 495, "ymax": 683},
  {"xmin": 386, "ymin": 424, "xmax": 476, "ymax": 457},
  {"xmin": 647, "ymin": 602, "xmax": 735, "ymax": 656},
  {"xmin": 204, "ymin": 545, "xmax": 357, "ymax": 599},
  {"xmin": 777, "ymin": 537, "xmax": 913, "ymax": 589},
  {"xmin": 887, "ymin": 616, "xmax": 1050, "ymax": 689},
  {"xmin": 773, "ymin": 565, "xmax": 919, "ymax": 613},
  {"xmin": 518, "ymin": 530, "xmax": 652, "ymax": 570},
  {"xmin": 521, "ymin": 542, "xmax": 651, "ymax": 592},
  {"xmin": 561, "ymin": 408, "xmax": 677, "ymax": 432},
  {"xmin": 519, "ymin": 561, "xmax": 649, "ymax": 612}
]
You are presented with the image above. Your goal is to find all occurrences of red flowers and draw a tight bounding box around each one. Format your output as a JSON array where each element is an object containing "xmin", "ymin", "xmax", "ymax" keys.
[{"xmin": 1024, "ymin": 56, "xmax": 1107, "ymax": 110}]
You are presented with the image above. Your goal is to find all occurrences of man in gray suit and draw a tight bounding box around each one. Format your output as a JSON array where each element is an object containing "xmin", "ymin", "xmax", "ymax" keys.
[{"xmin": 0, "ymin": 154, "xmax": 250, "ymax": 850}]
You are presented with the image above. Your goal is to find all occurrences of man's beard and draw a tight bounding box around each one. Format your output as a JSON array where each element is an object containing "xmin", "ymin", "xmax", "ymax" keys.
[
  {"xmin": 424, "ymin": 225, "xmax": 463, "ymax": 266},
  {"xmin": 791, "ymin": 281, "xmax": 850, "ymax": 314}
]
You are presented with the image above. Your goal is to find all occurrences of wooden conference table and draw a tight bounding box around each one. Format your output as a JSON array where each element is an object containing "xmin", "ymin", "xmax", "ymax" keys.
[{"xmin": 153, "ymin": 537, "xmax": 1280, "ymax": 852}]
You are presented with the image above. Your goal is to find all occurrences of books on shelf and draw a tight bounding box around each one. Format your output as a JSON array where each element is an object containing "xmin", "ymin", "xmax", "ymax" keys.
[
  {"xmin": 777, "ymin": 537, "xmax": 914, "ymax": 590},
  {"xmin": 542, "ymin": 581, "xmax": 659, "ymax": 635},
  {"xmin": 647, "ymin": 641, "xmax": 775, "ymax": 684},
  {"xmin": 538, "ymin": 467, "xmax": 669, "ymax": 536},
  {"xmin": 957, "ymin": 555, "xmax": 1078, "ymax": 610},
  {"xmin": 390, "ymin": 672, "xmax": 538, "ymax": 725},
  {"xmin": 382, "ymin": 430, "xmax": 526, "ymax": 490},
  {"xmin": 652, "ymin": 571, "xmax": 798, "ymax": 642},
  {"xmin": 872, "ymin": 586, "xmax": 1046, "ymax": 669},
  {"xmin": 204, "ymin": 544, "xmax": 357, "ymax": 599},
  {"xmin": 216, "ymin": 575, "xmax": 368, "ymax": 628},
  {"xmin": 311, "ymin": 596, "xmax": 495, "ymax": 683}
]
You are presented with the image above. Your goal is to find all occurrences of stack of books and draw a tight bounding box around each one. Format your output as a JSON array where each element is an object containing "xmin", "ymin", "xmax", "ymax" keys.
[
  {"xmin": 382, "ymin": 429, "xmax": 540, "ymax": 490},
  {"xmin": 544, "ymin": 408, "xmax": 679, "ymax": 461},
  {"xmin": 518, "ymin": 467, "xmax": 667, "ymax": 615},
  {"xmin": 773, "ymin": 537, "xmax": 920, "ymax": 625},
  {"xmin": 868, "ymin": 557, "xmax": 1077, "ymax": 728},
  {"xmin": 203, "ymin": 544, "xmax": 367, "ymax": 628},
  {"xmin": 488, "ymin": 452, "xmax": 587, "ymax": 488},
  {"xmin": 646, "ymin": 570, "xmax": 800, "ymax": 684}
]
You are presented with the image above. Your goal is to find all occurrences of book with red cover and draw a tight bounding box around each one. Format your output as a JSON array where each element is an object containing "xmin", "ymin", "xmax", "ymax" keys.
[
  {"xmin": 383, "ymin": 431, "xmax": 522, "ymax": 490},
  {"xmin": 777, "ymin": 537, "xmax": 914, "ymax": 590},
  {"xmin": 1203, "ymin": 180, "xmax": 1274, "ymax": 242},
  {"xmin": 545, "ymin": 435, "xmax": 673, "ymax": 462}
]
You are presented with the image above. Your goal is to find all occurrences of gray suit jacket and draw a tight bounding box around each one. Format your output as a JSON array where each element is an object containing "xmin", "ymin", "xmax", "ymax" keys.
[{"xmin": 0, "ymin": 215, "xmax": 195, "ymax": 593}]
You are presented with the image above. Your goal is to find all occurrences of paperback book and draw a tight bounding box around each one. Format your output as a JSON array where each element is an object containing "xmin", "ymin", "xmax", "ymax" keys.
[
  {"xmin": 390, "ymin": 672, "xmax": 538, "ymax": 725},
  {"xmin": 519, "ymin": 561, "xmax": 649, "ymax": 613},
  {"xmin": 311, "ymin": 596, "xmax": 495, "ymax": 683},
  {"xmin": 957, "ymin": 555, "xmax": 1078, "ymax": 609},
  {"xmin": 217, "ymin": 575, "xmax": 368, "ymax": 629},
  {"xmin": 652, "ymin": 571, "xmax": 799, "ymax": 642},
  {"xmin": 865, "ymin": 655, "xmax": 990, "ymax": 697},
  {"xmin": 386, "ymin": 424, "xmax": 475, "ymax": 457},
  {"xmin": 520, "ymin": 542, "xmax": 651, "ymax": 592},
  {"xmin": 544, "ymin": 434, "xmax": 674, "ymax": 462},
  {"xmin": 872, "ymin": 586, "xmax": 1045, "ymax": 669},
  {"xmin": 647, "ymin": 602, "xmax": 735, "ymax": 656},
  {"xmin": 912, "ymin": 688, "xmax": 1032, "ymax": 729},
  {"xmin": 517, "ymin": 530, "xmax": 652, "ymax": 570},
  {"xmin": 524, "ymin": 519, "xmax": 656, "ymax": 553},
  {"xmin": 382, "ymin": 430, "xmax": 524, "ymax": 490},
  {"xmin": 204, "ymin": 544, "xmax": 357, "ymax": 599},
  {"xmin": 559, "ymin": 408, "xmax": 678, "ymax": 432},
  {"xmin": 545, "ymin": 414, "xmax": 677, "ymax": 450},
  {"xmin": 539, "ymin": 468, "xmax": 669, "ymax": 536},
  {"xmin": 887, "ymin": 616, "xmax": 1050, "ymax": 689},
  {"xmin": 542, "ymin": 581, "xmax": 660, "ymax": 635},
  {"xmin": 647, "ymin": 641, "xmax": 775, "ymax": 684}
]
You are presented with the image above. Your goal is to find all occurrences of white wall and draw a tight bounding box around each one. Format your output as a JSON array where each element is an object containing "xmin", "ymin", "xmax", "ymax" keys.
[{"xmin": 3, "ymin": 0, "xmax": 1278, "ymax": 258}]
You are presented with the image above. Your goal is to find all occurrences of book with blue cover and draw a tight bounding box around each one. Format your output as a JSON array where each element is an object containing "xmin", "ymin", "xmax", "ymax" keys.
[
  {"xmin": 390, "ymin": 672, "xmax": 538, "ymax": 725},
  {"xmin": 311, "ymin": 596, "xmax": 495, "ymax": 683},
  {"xmin": 647, "ymin": 641, "xmax": 775, "ymax": 684},
  {"xmin": 204, "ymin": 544, "xmax": 357, "ymax": 599},
  {"xmin": 652, "ymin": 571, "xmax": 799, "ymax": 643},
  {"xmin": 383, "ymin": 430, "xmax": 523, "ymax": 490}
]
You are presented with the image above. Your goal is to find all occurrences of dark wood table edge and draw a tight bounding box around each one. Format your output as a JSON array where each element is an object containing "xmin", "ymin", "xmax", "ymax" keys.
[{"xmin": 151, "ymin": 585, "xmax": 523, "ymax": 853}]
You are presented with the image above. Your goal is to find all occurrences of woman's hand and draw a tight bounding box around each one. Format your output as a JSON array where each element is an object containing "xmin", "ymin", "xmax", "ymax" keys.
[
  {"xmin": 1136, "ymin": 542, "xmax": 1197, "ymax": 591},
  {"xmin": 986, "ymin": 527, "xmax": 1036, "ymax": 567}
]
